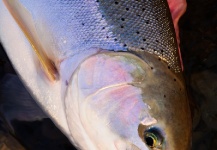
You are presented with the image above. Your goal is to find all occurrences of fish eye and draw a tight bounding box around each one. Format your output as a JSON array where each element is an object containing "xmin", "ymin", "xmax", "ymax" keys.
[{"xmin": 143, "ymin": 128, "xmax": 164, "ymax": 149}]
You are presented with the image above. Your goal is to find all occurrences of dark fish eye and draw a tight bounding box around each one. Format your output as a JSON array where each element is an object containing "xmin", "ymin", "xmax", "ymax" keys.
[{"xmin": 143, "ymin": 128, "xmax": 164, "ymax": 149}]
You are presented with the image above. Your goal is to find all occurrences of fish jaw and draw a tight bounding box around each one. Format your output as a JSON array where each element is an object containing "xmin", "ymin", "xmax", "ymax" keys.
[{"xmin": 64, "ymin": 51, "xmax": 191, "ymax": 150}]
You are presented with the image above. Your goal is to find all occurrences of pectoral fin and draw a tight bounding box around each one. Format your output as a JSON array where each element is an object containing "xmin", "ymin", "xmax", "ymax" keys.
[{"xmin": 3, "ymin": 0, "xmax": 58, "ymax": 81}]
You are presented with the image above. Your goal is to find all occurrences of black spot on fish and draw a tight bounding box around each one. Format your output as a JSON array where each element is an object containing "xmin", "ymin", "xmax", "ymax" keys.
[
  {"xmin": 145, "ymin": 20, "xmax": 150, "ymax": 24},
  {"xmin": 65, "ymin": 80, "xmax": 68, "ymax": 86}
]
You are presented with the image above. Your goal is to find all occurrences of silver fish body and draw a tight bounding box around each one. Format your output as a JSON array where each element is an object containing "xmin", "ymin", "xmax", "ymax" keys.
[
  {"xmin": 14, "ymin": 0, "xmax": 181, "ymax": 71},
  {"xmin": 0, "ymin": 0, "xmax": 191, "ymax": 150}
]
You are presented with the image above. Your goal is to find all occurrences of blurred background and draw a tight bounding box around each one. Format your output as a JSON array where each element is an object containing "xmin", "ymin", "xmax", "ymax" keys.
[
  {"xmin": 0, "ymin": 0, "xmax": 216, "ymax": 149},
  {"xmin": 179, "ymin": 0, "xmax": 217, "ymax": 149}
]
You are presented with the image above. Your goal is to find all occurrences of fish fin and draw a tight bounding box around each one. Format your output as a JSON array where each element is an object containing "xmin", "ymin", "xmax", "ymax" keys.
[
  {"xmin": 0, "ymin": 74, "xmax": 47, "ymax": 132},
  {"xmin": 3, "ymin": 0, "xmax": 58, "ymax": 81}
]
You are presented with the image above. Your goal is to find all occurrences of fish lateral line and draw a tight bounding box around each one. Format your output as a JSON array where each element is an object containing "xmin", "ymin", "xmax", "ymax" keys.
[{"xmin": 3, "ymin": 0, "xmax": 58, "ymax": 82}]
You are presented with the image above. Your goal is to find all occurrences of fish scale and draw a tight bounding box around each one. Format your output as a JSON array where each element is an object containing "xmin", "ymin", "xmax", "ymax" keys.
[
  {"xmin": 97, "ymin": 0, "xmax": 180, "ymax": 71},
  {"xmin": 19, "ymin": 0, "xmax": 181, "ymax": 72}
]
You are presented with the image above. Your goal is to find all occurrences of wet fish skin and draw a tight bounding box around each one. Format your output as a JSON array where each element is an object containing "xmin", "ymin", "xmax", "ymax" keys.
[
  {"xmin": 14, "ymin": 0, "xmax": 181, "ymax": 72},
  {"xmin": 0, "ymin": 0, "xmax": 191, "ymax": 150}
]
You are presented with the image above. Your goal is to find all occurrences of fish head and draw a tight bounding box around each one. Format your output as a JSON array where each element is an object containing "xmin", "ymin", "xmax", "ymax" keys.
[
  {"xmin": 65, "ymin": 51, "xmax": 191, "ymax": 150},
  {"xmin": 0, "ymin": 0, "xmax": 191, "ymax": 149}
]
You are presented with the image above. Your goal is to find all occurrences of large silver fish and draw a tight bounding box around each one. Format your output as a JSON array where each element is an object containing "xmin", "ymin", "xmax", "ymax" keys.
[{"xmin": 0, "ymin": 0, "xmax": 191, "ymax": 149}]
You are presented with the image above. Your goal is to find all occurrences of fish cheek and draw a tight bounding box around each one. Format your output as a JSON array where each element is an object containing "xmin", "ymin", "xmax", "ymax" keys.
[
  {"xmin": 130, "ymin": 52, "xmax": 189, "ymax": 150},
  {"xmin": 139, "ymin": 67, "xmax": 190, "ymax": 150}
]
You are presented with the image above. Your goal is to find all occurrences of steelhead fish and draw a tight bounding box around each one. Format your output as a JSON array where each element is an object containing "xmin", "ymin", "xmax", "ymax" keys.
[{"xmin": 0, "ymin": 0, "xmax": 191, "ymax": 149}]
